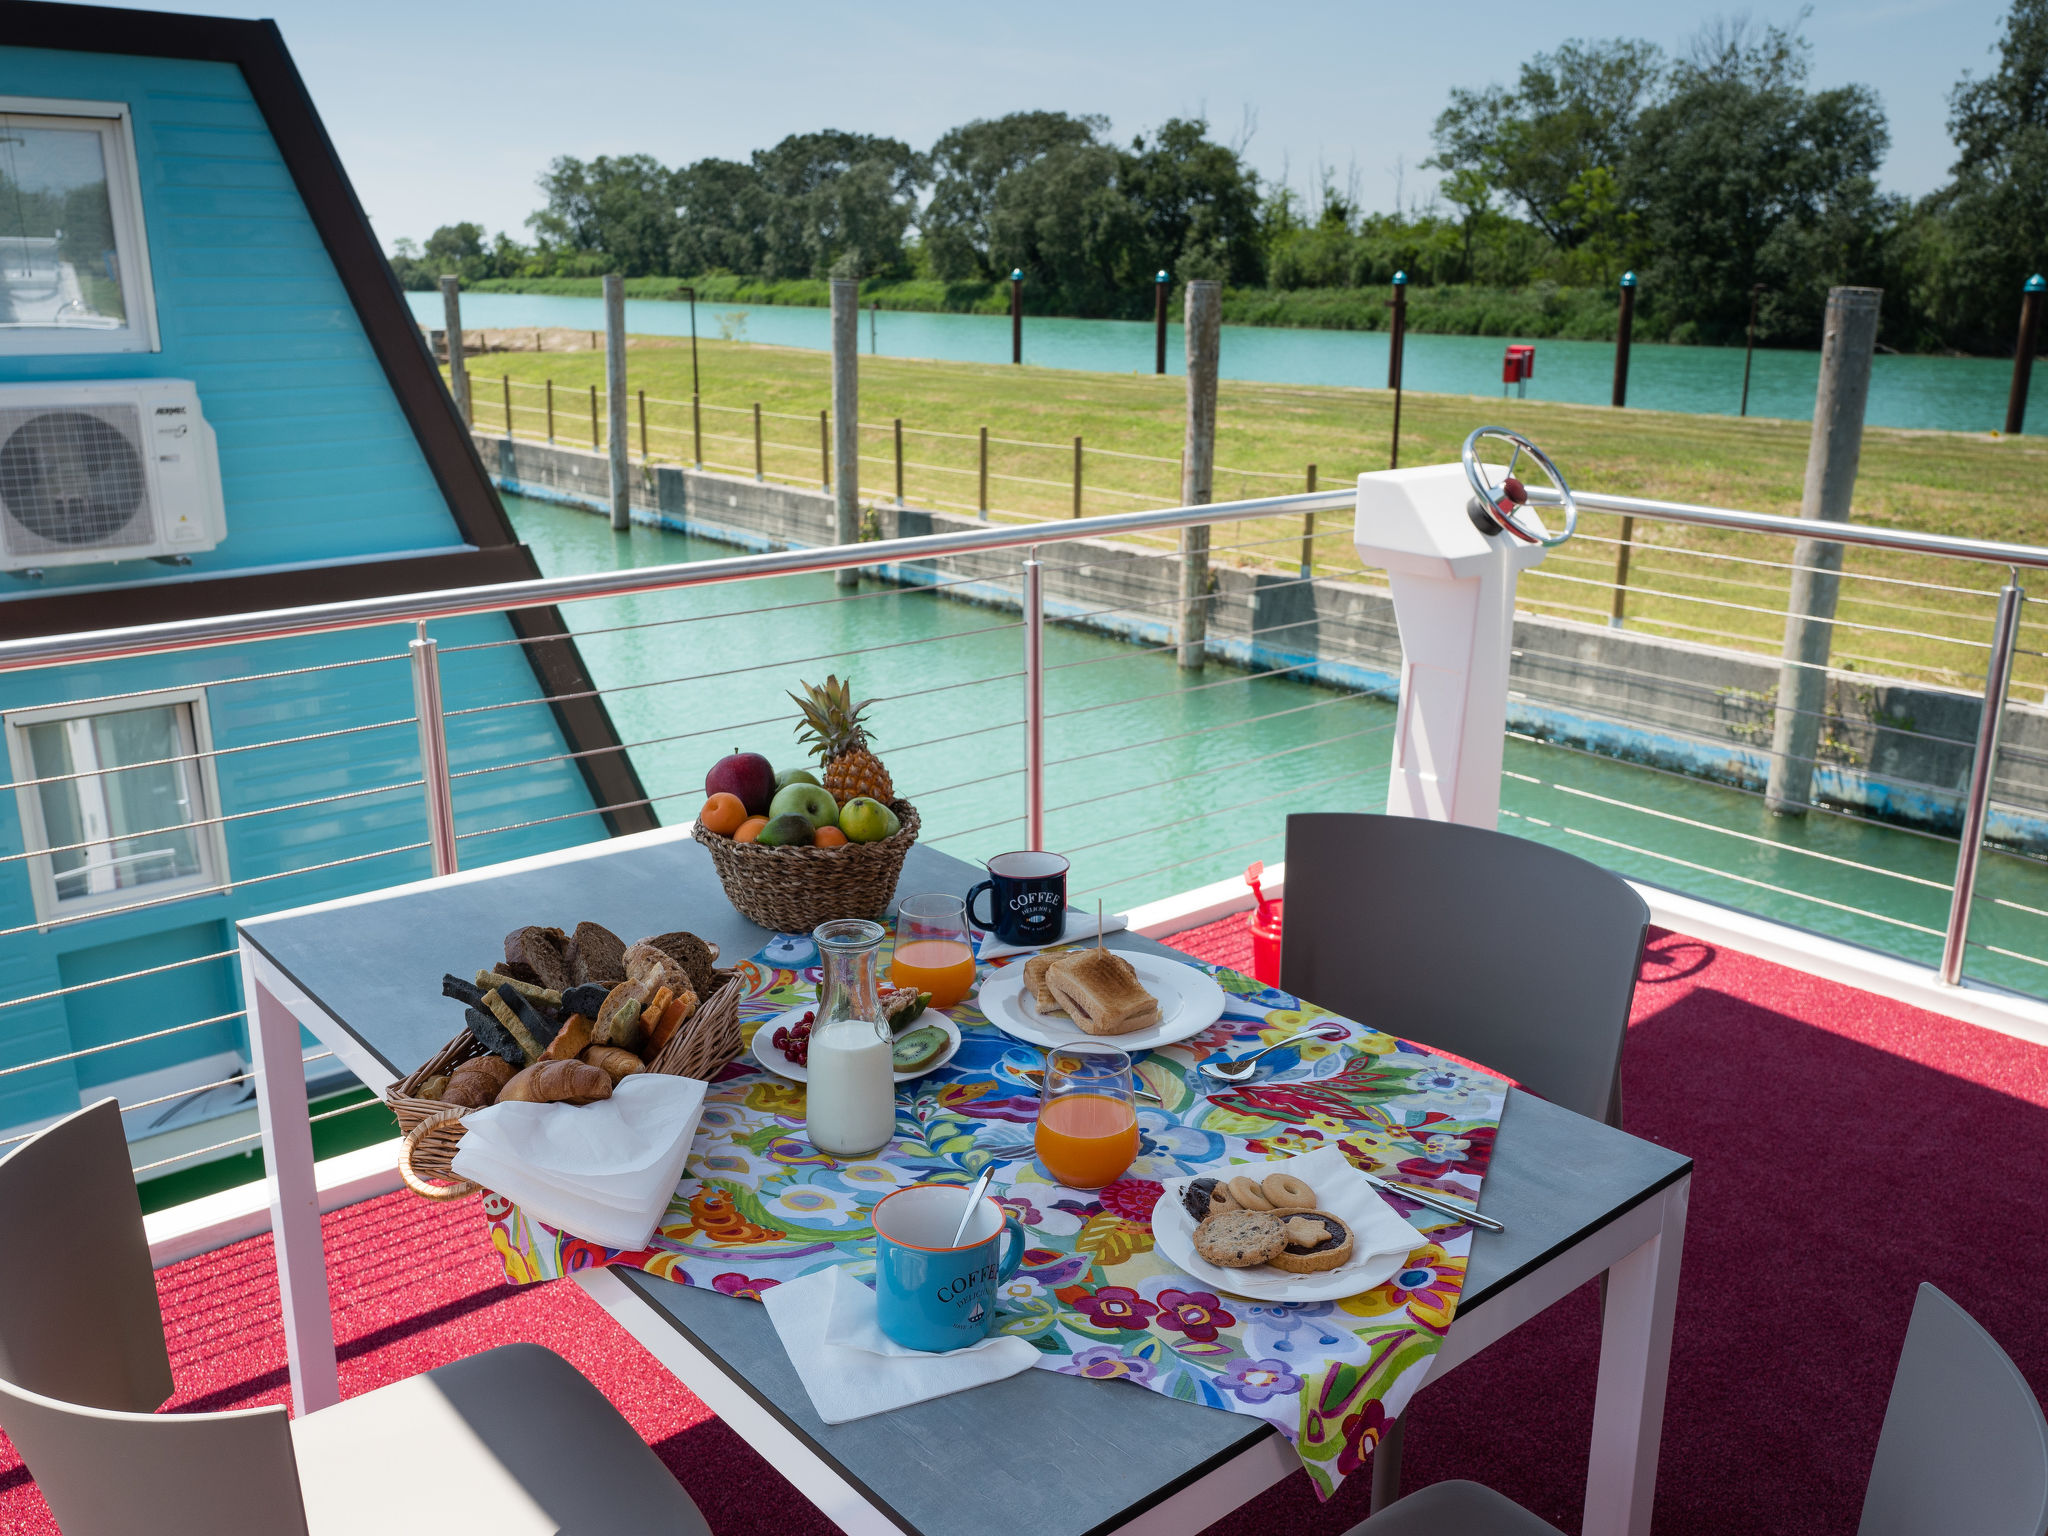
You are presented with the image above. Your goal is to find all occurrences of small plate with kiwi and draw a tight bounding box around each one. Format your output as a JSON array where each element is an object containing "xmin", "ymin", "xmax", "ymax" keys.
[{"xmin": 748, "ymin": 1002, "xmax": 962, "ymax": 1085}]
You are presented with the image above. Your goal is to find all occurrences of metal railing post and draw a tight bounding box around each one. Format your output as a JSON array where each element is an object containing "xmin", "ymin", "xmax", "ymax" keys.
[
  {"xmin": 1941, "ymin": 576, "xmax": 2024, "ymax": 984},
  {"xmin": 408, "ymin": 621, "xmax": 459, "ymax": 877},
  {"xmin": 1024, "ymin": 550, "xmax": 1045, "ymax": 851}
]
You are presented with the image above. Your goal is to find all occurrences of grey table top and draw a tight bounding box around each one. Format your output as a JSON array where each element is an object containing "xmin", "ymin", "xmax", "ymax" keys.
[{"xmin": 241, "ymin": 828, "xmax": 1691, "ymax": 1536}]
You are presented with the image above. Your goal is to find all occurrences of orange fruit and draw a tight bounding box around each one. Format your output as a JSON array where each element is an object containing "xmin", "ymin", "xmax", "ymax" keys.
[
  {"xmin": 734, "ymin": 816, "xmax": 770, "ymax": 843},
  {"xmin": 813, "ymin": 825, "xmax": 848, "ymax": 847},
  {"xmin": 699, "ymin": 792, "xmax": 747, "ymax": 836}
]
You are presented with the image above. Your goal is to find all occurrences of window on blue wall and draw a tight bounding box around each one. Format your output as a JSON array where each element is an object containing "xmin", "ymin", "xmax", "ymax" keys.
[
  {"xmin": 5, "ymin": 690, "xmax": 226, "ymax": 923},
  {"xmin": 0, "ymin": 98, "xmax": 159, "ymax": 355}
]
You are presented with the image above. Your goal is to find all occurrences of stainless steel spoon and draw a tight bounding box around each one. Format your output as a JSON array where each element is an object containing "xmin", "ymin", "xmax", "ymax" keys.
[
  {"xmin": 949, "ymin": 1164, "xmax": 998, "ymax": 1246},
  {"xmin": 1197, "ymin": 1023, "xmax": 1350, "ymax": 1084}
]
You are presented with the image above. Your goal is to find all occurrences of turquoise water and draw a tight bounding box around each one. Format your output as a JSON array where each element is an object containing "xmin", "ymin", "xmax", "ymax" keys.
[
  {"xmin": 504, "ymin": 495, "xmax": 2048, "ymax": 999},
  {"xmin": 418, "ymin": 291, "xmax": 2043, "ymax": 435}
]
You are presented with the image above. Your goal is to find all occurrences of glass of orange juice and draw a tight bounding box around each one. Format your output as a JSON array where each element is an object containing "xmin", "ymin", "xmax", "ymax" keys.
[
  {"xmin": 889, "ymin": 893, "xmax": 979, "ymax": 1010},
  {"xmin": 1034, "ymin": 1041, "xmax": 1139, "ymax": 1190}
]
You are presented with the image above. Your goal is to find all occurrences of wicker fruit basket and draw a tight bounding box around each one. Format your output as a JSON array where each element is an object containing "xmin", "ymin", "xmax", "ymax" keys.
[
  {"xmin": 693, "ymin": 799, "xmax": 919, "ymax": 933},
  {"xmin": 386, "ymin": 969, "xmax": 743, "ymax": 1201}
]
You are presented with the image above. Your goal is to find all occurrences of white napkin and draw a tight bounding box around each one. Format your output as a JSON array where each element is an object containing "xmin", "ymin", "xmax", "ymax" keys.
[
  {"xmin": 975, "ymin": 906, "xmax": 1130, "ymax": 960},
  {"xmin": 761, "ymin": 1265, "xmax": 1037, "ymax": 1424},
  {"xmin": 451, "ymin": 1074, "xmax": 707, "ymax": 1251}
]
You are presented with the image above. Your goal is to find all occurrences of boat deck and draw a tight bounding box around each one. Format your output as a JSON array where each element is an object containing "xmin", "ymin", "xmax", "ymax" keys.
[{"xmin": 5, "ymin": 919, "xmax": 2046, "ymax": 1535}]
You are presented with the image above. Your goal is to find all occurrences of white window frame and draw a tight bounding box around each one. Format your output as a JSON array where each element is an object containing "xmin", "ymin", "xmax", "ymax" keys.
[
  {"xmin": 5, "ymin": 686, "xmax": 228, "ymax": 925},
  {"xmin": 0, "ymin": 95, "xmax": 161, "ymax": 355}
]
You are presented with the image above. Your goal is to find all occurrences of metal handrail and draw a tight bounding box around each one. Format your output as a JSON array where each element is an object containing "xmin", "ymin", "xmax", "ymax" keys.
[
  {"xmin": 0, "ymin": 488, "xmax": 1352, "ymax": 673},
  {"xmin": 1533, "ymin": 486, "xmax": 2048, "ymax": 569}
]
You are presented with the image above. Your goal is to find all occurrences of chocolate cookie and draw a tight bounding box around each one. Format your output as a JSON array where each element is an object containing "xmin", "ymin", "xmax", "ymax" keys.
[
  {"xmin": 1268, "ymin": 1211, "xmax": 1355, "ymax": 1274},
  {"xmin": 1181, "ymin": 1176, "xmax": 1224, "ymax": 1222},
  {"xmin": 1192, "ymin": 1210, "xmax": 1288, "ymax": 1269}
]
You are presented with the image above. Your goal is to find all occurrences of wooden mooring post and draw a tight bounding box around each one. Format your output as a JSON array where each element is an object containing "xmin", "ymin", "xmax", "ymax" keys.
[
  {"xmin": 1300, "ymin": 464, "xmax": 1318, "ymax": 579},
  {"xmin": 439, "ymin": 276, "xmax": 469, "ymax": 426},
  {"xmin": 545, "ymin": 378, "xmax": 554, "ymax": 441},
  {"xmin": 1387, "ymin": 272, "xmax": 1408, "ymax": 469},
  {"xmin": 1072, "ymin": 437, "xmax": 1083, "ymax": 518},
  {"xmin": 604, "ymin": 273, "xmax": 628, "ymax": 530},
  {"xmin": 753, "ymin": 403, "xmax": 764, "ymax": 480},
  {"xmin": 978, "ymin": 427, "xmax": 989, "ymax": 519},
  {"xmin": 2006, "ymin": 275, "xmax": 2044, "ymax": 436},
  {"xmin": 1179, "ymin": 279, "xmax": 1221, "ymax": 669},
  {"xmin": 831, "ymin": 278, "xmax": 859, "ymax": 586}
]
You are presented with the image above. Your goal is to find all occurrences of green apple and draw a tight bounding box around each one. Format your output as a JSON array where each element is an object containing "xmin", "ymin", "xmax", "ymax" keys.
[
  {"xmin": 775, "ymin": 766, "xmax": 821, "ymax": 791},
  {"xmin": 838, "ymin": 796, "xmax": 900, "ymax": 843},
  {"xmin": 769, "ymin": 781, "xmax": 839, "ymax": 830}
]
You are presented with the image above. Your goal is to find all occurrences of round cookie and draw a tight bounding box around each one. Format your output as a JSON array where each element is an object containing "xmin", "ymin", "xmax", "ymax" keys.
[
  {"xmin": 1268, "ymin": 1211, "xmax": 1354, "ymax": 1274},
  {"xmin": 1227, "ymin": 1175, "xmax": 1275, "ymax": 1211},
  {"xmin": 1192, "ymin": 1210, "xmax": 1288, "ymax": 1269},
  {"xmin": 1262, "ymin": 1172, "xmax": 1317, "ymax": 1211}
]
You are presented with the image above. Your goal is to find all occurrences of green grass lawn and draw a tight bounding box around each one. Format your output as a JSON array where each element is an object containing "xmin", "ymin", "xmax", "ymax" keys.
[{"xmin": 453, "ymin": 336, "xmax": 2048, "ymax": 693}]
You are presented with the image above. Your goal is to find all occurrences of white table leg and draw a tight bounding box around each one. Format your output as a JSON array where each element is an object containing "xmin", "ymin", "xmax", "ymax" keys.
[
  {"xmin": 1582, "ymin": 1175, "xmax": 1689, "ymax": 1536},
  {"xmin": 241, "ymin": 949, "xmax": 341, "ymax": 1416}
]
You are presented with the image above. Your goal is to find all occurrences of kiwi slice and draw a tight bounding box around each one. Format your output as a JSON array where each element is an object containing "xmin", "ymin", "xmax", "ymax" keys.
[{"xmin": 891, "ymin": 1025, "xmax": 950, "ymax": 1072}]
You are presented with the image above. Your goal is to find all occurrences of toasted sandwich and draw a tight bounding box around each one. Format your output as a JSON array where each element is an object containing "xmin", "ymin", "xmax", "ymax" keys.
[{"xmin": 1043, "ymin": 947, "xmax": 1159, "ymax": 1036}]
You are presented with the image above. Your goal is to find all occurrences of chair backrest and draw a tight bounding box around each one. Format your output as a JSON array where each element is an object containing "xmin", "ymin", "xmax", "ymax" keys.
[
  {"xmin": 0, "ymin": 1098, "xmax": 172, "ymax": 1411},
  {"xmin": 1280, "ymin": 813, "xmax": 1649, "ymax": 1126},
  {"xmin": 1857, "ymin": 1283, "xmax": 2048, "ymax": 1536},
  {"xmin": 0, "ymin": 1374, "xmax": 309, "ymax": 1536}
]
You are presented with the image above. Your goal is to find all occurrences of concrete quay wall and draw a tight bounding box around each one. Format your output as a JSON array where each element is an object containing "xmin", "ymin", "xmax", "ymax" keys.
[{"xmin": 477, "ymin": 431, "xmax": 2048, "ymax": 851}]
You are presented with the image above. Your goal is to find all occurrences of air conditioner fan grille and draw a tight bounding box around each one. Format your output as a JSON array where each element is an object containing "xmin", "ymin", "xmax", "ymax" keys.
[{"xmin": 0, "ymin": 407, "xmax": 150, "ymax": 552}]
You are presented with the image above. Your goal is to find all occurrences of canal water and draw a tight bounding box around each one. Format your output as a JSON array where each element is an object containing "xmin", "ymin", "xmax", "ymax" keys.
[
  {"xmin": 420, "ymin": 292, "xmax": 2039, "ymax": 435},
  {"xmin": 506, "ymin": 493, "xmax": 2048, "ymax": 1000}
]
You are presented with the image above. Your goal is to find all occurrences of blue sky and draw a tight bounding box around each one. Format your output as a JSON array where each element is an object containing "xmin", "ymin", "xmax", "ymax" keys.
[{"xmin": 142, "ymin": 0, "xmax": 2009, "ymax": 247}]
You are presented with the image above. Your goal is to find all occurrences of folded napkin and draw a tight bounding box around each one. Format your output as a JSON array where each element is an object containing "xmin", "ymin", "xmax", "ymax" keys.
[
  {"xmin": 976, "ymin": 906, "xmax": 1130, "ymax": 960},
  {"xmin": 450, "ymin": 1074, "xmax": 706, "ymax": 1251},
  {"xmin": 761, "ymin": 1265, "xmax": 1037, "ymax": 1424}
]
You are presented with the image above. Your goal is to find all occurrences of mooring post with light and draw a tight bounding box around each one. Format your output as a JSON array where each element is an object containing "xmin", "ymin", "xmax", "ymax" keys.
[
  {"xmin": 1612, "ymin": 271, "xmax": 1636, "ymax": 408},
  {"xmin": 1154, "ymin": 270, "xmax": 1170, "ymax": 375},
  {"xmin": 1388, "ymin": 271, "xmax": 1408, "ymax": 469},
  {"xmin": 2006, "ymin": 274, "xmax": 2044, "ymax": 437},
  {"xmin": 1010, "ymin": 269, "xmax": 1023, "ymax": 365}
]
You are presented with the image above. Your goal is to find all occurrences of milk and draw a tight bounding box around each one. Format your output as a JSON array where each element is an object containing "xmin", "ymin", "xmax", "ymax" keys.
[{"xmin": 804, "ymin": 1024, "xmax": 897, "ymax": 1158}]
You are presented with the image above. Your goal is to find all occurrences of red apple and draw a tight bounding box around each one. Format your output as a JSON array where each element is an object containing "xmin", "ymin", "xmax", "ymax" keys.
[{"xmin": 706, "ymin": 750, "xmax": 777, "ymax": 816}]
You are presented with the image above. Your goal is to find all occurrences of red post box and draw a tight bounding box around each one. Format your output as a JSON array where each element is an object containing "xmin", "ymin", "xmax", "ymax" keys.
[{"xmin": 1503, "ymin": 344, "xmax": 1536, "ymax": 397}]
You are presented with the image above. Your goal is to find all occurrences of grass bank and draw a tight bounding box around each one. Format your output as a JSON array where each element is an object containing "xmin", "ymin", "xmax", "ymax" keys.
[
  {"xmin": 463, "ymin": 274, "xmax": 1642, "ymax": 340},
  {"xmin": 456, "ymin": 335, "xmax": 2048, "ymax": 691}
]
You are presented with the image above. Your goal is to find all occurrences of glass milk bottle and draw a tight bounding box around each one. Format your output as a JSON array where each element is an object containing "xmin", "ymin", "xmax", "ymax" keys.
[{"xmin": 803, "ymin": 919, "xmax": 897, "ymax": 1158}]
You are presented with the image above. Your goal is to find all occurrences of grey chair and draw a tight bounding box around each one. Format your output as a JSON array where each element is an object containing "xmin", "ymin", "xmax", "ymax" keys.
[
  {"xmin": 1281, "ymin": 812, "xmax": 1650, "ymax": 1129},
  {"xmin": 1343, "ymin": 1283, "xmax": 2048, "ymax": 1536},
  {"xmin": 1281, "ymin": 812, "xmax": 1650, "ymax": 1509},
  {"xmin": 0, "ymin": 1099, "xmax": 712, "ymax": 1536}
]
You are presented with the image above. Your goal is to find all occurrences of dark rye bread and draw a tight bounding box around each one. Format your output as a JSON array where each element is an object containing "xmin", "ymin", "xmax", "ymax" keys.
[
  {"xmin": 504, "ymin": 927, "xmax": 569, "ymax": 993},
  {"xmin": 642, "ymin": 931, "xmax": 717, "ymax": 997},
  {"xmin": 567, "ymin": 921, "xmax": 628, "ymax": 989}
]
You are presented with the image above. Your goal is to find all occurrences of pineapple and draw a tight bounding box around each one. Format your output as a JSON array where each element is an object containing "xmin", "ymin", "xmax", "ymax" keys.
[{"xmin": 790, "ymin": 675, "xmax": 895, "ymax": 806}]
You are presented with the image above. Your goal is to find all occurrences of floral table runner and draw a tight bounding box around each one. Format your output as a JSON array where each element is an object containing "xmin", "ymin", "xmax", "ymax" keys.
[{"xmin": 484, "ymin": 930, "xmax": 1504, "ymax": 1499}]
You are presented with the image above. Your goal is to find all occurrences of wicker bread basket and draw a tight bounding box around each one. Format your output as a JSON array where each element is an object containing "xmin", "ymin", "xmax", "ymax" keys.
[
  {"xmin": 388, "ymin": 969, "xmax": 743, "ymax": 1201},
  {"xmin": 692, "ymin": 799, "xmax": 919, "ymax": 933}
]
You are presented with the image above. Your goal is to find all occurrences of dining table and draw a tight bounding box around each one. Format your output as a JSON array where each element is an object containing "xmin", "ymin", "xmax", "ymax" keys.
[{"xmin": 237, "ymin": 824, "xmax": 1690, "ymax": 1536}]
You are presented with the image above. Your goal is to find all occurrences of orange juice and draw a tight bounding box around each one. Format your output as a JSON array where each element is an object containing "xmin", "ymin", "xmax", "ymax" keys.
[
  {"xmin": 889, "ymin": 939, "xmax": 977, "ymax": 1010},
  {"xmin": 1034, "ymin": 1094, "xmax": 1139, "ymax": 1189}
]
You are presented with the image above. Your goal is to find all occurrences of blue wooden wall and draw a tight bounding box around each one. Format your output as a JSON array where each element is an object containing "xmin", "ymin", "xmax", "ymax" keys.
[{"xmin": 0, "ymin": 49, "xmax": 610, "ymax": 1138}]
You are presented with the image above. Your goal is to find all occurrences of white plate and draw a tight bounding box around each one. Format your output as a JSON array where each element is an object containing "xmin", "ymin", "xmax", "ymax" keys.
[
  {"xmin": 976, "ymin": 950, "xmax": 1227, "ymax": 1052},
  {"xmin": 1150, "ymin": 1146, "xmax": 1421, "ymax": 1303},
  {"xmin": 748, "ymin": 1005, "xmax": 962, "ymax": 1084}
]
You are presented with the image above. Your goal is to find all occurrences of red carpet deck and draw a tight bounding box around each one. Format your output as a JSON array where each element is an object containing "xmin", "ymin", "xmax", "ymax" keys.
[{"xmin": 5, "ymin": 920, "xmax": 2046, "ymax": 1535}]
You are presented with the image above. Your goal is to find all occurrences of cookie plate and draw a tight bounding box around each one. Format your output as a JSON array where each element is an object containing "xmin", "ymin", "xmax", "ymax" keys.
[
  {"xmin": 975, "ymin": 950, "xmax": 1226, "ymax": 1052},
  {"xmin": 1150, "ymin": 1146, "xmax": 1421, "ymax": 1303},
  {"xmin": 747, "ymin": 1005, "xmax": 962, "ymax": 1085}
]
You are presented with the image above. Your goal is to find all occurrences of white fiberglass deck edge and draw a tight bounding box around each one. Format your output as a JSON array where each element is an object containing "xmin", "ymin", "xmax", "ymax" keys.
[{"xmin": 144, "ymin": 1135, "xmax": 400, "ymax": 1269}]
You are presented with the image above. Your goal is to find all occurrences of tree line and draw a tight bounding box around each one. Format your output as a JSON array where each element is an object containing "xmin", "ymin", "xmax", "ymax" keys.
[{"xmin": 391, "ymin": 2, "xmax": 2048, "ymax": 355}]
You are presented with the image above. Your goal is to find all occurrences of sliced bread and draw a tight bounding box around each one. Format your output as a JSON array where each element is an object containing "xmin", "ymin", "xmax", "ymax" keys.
[
  {"xmin": 503, "ymin": 927, "xmax": 569, "ymax": 993},
  {"xmin": 568, "ymin": 921, "xmax": 628, "ymax": 988},
  {"xmin": 642, "ymin": 930, "xmax": 718, "ymax": 997}
]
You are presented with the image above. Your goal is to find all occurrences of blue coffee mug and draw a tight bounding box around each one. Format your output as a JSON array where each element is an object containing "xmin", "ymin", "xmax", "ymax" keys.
[
  {"xmin": 965, "ymin": 850, "xmax": 1070, "ymax": 949},
  {"xmin": 871, "ymin": 1183, "xmax": 1026, "ymax": 1353}
]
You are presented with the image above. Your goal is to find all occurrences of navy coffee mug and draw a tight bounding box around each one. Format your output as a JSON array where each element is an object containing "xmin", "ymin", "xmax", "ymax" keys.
[
  {"xmin": 872, "ymin": 1184, "xmax": 1026, "ymax": 1352},
  {"xmin": 965, "ymin": 851, "xmax": 1069, "ymax": 948}
]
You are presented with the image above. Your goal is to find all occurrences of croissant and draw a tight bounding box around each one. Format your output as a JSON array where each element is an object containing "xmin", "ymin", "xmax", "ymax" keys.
[{"xmin": 495, "ymin": 1059, "xmax": 611, "ymax": 1106}]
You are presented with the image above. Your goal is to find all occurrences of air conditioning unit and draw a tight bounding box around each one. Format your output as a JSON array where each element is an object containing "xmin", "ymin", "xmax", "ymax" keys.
[{"xmin": 0, "ymin": 379, "xmax": 225, "ymax": 571}]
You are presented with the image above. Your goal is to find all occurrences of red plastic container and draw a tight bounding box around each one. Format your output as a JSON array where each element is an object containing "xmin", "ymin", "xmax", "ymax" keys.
[
  {"xmin": 1244, "ymin": 862, "xmax": 1282, "ymax": 986},
  {"xmin": 1502, "ymin": 344, "xmax": 1535, "ymax": 383}
]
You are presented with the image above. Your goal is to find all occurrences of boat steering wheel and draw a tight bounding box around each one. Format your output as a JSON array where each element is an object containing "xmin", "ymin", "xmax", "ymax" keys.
[{"xmin": 1460, "ymin": 427, "xmax": 1576, "ymax": 548}]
